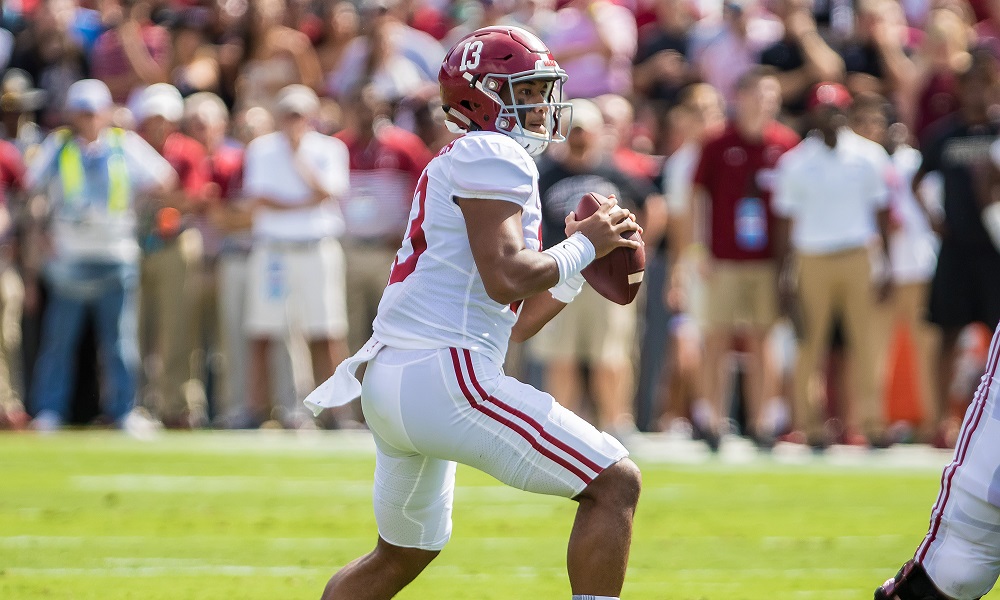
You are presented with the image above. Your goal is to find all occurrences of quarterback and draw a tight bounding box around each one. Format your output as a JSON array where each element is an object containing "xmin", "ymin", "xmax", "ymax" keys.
[{"xmin": 304, "ymin": 26, "xmax": 643, "ymax": 600}]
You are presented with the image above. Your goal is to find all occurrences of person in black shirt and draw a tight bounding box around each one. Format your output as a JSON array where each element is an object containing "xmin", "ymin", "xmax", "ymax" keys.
[
  {"xmin": 913, "ymin": 47, "xmax": 1000, "ymax": 448},
  {"xmin": 759, "ymin": 0, "xmax": 844, "ymax": 126},
  {"xmin": 532, "ymin": 98, "xmax": 655, "ymax": 439}
]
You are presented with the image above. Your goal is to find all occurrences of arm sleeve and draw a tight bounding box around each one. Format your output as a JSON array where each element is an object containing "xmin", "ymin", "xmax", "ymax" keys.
[
  {"xmin": 316, "ymin": 138, "xmax": 350, "ymax": 198},
  {"xmin": 450, "ymin": 139, "xmax": 534, "ymax": 207},
  {"xmin": 25, "ymin": 133, "xmax": 63, "ymax": 192},
  {"xmin": 241, "ymin": 139, "xmax": 267, "ymax": 198},
  {"xmin": 123, "ymin": 131, "xmax": 175, "ymax": 191},
  {"xmin": 771, "ymin": 157, "xmax": 798, "ymax": 218},
  {"xmin": 868, "ymin": 147, "xmax": 891, "ymax": 210},
  {"xmin": 1, "ymin": 142, "xmax": 27, "ymax": 194}
]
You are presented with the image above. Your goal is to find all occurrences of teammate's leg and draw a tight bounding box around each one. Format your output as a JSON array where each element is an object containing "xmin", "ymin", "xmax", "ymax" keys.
[
  {"xmin": 567, "ymin": 457, "xmax": 642, "ymax": 596},
  {"xmin": 322, "ymin": 537, "xmax": 438, "ymax": 600}
]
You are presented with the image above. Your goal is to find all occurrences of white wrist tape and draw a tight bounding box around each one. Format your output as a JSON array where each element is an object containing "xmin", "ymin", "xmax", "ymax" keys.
[
  {"xmin": 549, "ymin": 272, "xmax": 586, "ymax": 303},
  {"xmin": 984, "ymin": 203, "xmax": 1000, "ymax": 252},
  {"xmin": 543, "ymin": 232, "xmax": 596, "ymax": 286}
]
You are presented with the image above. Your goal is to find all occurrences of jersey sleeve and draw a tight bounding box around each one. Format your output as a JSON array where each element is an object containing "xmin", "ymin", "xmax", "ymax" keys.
[{"xmin": 449, "ymin": 137, "xmax": 535, "ymax": 207}]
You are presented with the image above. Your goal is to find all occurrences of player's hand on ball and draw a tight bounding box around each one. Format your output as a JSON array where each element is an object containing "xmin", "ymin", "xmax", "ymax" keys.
[{"xmin": 565, "ymin": 194, "xmax": 643, "ymax": 259}]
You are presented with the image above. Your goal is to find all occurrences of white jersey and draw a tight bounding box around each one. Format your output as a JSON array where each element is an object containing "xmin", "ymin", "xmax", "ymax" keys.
[{"xmin": 373, "ymin": 132, "xmax": 543, "ymax": 365}]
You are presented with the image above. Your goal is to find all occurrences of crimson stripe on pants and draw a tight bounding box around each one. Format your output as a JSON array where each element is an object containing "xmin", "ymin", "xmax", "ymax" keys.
[
  {"xmin": 917, "ymin": 327, "xmax": 1000, "ymax": 562},
  {"xmin": 448, "ymin": 348, "xmax": 594, "ymax": 486},
  {"xmin": 461, "ymin": 349, "xmax": 603, "ymax": 474}
]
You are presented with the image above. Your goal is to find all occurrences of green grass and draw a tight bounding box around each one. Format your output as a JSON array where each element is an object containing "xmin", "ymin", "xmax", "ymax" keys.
[{"xmin": 0, "ymin": 431, "xmax": 982, "ymax": 599}]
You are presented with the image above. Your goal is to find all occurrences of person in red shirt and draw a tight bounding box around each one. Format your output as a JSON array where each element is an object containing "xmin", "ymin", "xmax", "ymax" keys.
[
  {"xmin": 134, "ymin": 83, "xmax": 210, "ymax": 429},
  {"xmin": 335, "ymin": 86, "xmax": 432, "ymax": 354},
  {"xmin": 688, "ymin": 67, "xmax": 800, "ymax": 450},
  {"xmin": 0, "ymin": 139, "xmax": 27, "ymax": 430}
]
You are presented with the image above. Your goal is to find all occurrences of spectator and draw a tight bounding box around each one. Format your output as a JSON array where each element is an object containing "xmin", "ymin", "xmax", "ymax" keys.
[
  {"xmin": 690, "ymin": 0, "xmax": 783, "ymax": 103},
  {"xmin": 660, "ymin": 83, "xmax": 726, "ymax": 432},
  {"xmin": 633, "ymin": 0, "xmax": 696, "ymax": 108},
  {"xmin": 327, "ymin": 0, "xmax": 444, "ymax": 102},
  {"xmin": 316, "ymin": 1, "xmax": 359, "ymax": 77},
  {"xmin": 840, "ymin": 0, "xmax": 917, "ymax": 102},
  {"xmin": 773, "ymin": 82, "xmax": 893, "ymax": 448},
  {"xmin": 0, "ymin": 134, "xmax": 27, "ymax": 430},
  {"xmin": 26, "ymin": 79, "xmax": 176, "ymax": 433},
  {"xmin": 186, "ymin": 92, "xmax": 298, "ymax": 428},
  {"xmin": 133, "ymin": 83, "xmax": 209, "ymax": 429},
  {"xmin": 335, "ymin": 86, "xmax": 431, "ymax": 354},
  {"xmin": 689, "ymin": 69, "xmax": 800, "ymax": 449},
  {"xmin": 242, "ymin": 84, "xmax": 350, "ymax": 428},
  {"xmin": 760, "ymin": 0, "xmax": 845, "ymax": 125},
  {"xmin": 851, "ymin": 92, "xmax": 941, "ymax": 444},
  {"xmin": 543, "ymin": 0, "xmax": 638, "ymax": 99},
  {"xmin": 906, "ymin": 9, "xmax": 970, "ymax": 143},
  {"xmin": 90, "ymin": 0, "xmax": 171, "ymax": 104},
  {"xmin": 531, "ymin": 98, "xmax": 654, "ymax": 437},
  {"xmin": 10, "ymin": 0, "xmax": 89, "ymax": 129},
  {"xmin": 594, "ymin": 93, "xmax": 669, "ymax": 432},
  {"xmin": 916, "ymin": 48, "xmax": 1000, "ymax": 447},
  {"xmin": 234, "ymin": 0, "xmax": 323, "ymax": 114},
  {"xmin": 170, "ymin": 8, "xmax": 222, "ymax": 97}
]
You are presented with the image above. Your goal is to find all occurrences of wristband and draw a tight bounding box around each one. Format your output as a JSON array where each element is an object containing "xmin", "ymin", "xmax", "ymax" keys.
[
  {"xmin": 543, "ymin": 232, "xmax": 596, "ymax": 286},
  {"xmin": 549, "ymin": 272, "xmax": 586, "ymax": 303}
]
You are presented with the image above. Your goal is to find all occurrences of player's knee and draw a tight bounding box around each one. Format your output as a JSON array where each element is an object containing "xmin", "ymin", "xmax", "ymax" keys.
[
  {"xmin": 583, "ymin": 458, "xmax": 641, "ymax": 511},
  {"xmin": 927, "ymin": 558, "xmax": 993, "ymax": 600}
]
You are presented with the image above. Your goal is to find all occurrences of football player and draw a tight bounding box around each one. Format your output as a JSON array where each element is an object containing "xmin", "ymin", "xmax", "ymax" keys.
[
  {"xmin": 304, "ymin": 26, "xmax": 643, "ymax": 600},
  {"xmin": 876, "ymin": 321, "xmax": 1000, "ymax": 599}
]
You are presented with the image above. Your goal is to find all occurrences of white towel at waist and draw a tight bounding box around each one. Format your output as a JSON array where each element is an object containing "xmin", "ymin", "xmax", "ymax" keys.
[{"xmin": 304, "ymin": 336, "xmax": 384, "ymax": 416}]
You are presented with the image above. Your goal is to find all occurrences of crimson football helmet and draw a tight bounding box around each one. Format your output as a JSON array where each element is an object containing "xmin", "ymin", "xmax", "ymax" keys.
[{"xmin": 439, "ymin": 26, "xmax": 572, "ymax": 156}]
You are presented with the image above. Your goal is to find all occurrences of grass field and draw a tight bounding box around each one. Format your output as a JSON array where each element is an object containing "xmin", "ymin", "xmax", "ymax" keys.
[{"xmin": 0, "ymin": 431, "xmax": 985, "ymax": 600}]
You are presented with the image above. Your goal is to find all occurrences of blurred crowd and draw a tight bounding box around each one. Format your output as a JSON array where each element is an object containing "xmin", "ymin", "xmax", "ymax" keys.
[{"xmin": 0, "ymin": 0, "xmax": 997, "ymax": 451}]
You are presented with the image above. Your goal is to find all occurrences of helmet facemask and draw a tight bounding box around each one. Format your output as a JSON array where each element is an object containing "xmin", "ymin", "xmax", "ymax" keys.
[{"xmin": 486, "ymin": 70, "xmax": 572, "ymax": 156}]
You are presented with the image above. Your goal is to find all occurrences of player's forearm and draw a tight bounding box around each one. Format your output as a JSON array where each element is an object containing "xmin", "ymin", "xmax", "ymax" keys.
[
  {"xmin": 484, "ymin": 249, "xmax": 560, "ymax": 306},
  {"xmin": 511, "ymin": 292, "xmax": 567, "ymax": 342}
]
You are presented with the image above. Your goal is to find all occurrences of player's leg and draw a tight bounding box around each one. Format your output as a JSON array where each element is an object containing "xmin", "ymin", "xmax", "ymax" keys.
[
  {"xmin": 321, "ymin": 441, "xmax": 452, "ymax": 599},
  {"xmin": 877, "ymin": 328, "xmax": 1000, "ymax": 600},
  {"xmin": 322, "ymin": 350, "xmax": 458, "ymax": 599},
  {"xmin": 432, "ymin": 347, "xmax": 637, "ymax": 598},
  {"xmin": 322, "ymin": 536, "xmax": 439, "ymax": 600},
  {"xmin": 567, "ymin": 457, "xmax": 641, "ymax": 596}
]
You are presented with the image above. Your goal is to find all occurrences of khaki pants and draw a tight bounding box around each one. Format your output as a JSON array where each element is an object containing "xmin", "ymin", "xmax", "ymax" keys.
[
  {"xmin": 873, "ymin": 280, "xmax": 939, "ymax": 439},
  {"xmin": 794, "ymin": 247, "xmax": 882, "ymax": 440},
  {"xmin": 138, "ymin": 229, "xmax": 204, "ymax": 423},
  {"xmin": 344, "ymin": 242, "xmax": 397, "ymax": 353}
]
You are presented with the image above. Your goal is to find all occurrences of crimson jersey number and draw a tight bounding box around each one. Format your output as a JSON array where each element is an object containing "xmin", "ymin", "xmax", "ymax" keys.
[{"xmin": 387, "ymin": 170, "xmax": 430, "ymax": 285}]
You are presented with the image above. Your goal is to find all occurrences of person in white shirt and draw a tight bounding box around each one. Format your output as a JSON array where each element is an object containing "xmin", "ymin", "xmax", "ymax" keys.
[
  {"xmin": 773, "ymin": 82, "xmax": 893, "ymax": 449},
  {"xmin": 303, "ymin": 26, "xmax": 641, "ymax": 600},
  {"xmin": 242, "ymin": 84, "xmax": 350, "ymax": 428}
]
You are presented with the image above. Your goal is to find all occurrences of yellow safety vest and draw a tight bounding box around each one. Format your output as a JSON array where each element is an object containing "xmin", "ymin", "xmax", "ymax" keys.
[{"xmin": 56, "ymin": 127, "xmax": 130, "ymax": 213}]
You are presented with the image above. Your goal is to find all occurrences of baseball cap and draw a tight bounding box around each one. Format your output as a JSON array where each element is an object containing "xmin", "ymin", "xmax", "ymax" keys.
[
  {"xmin": 275, "ymin": 84, "xmax": 320, "ymax": 117},
  {"xmin": 65, "ymin": 79, "xmax": 113, "ymax": 113},
  {"xmin": 1, "ymin": 69, "xmax": 46, "ymax": 113},
  {"xmin": 134, "ymin": 83, "xmax": 184, "ymax": 123},
  {"xmin": 806, "ymin": 82, "xmax": 852, "ymax": 112},
  {"xmin": 568, "ymin": 98, "xmax": 604, "ymax": 133}
]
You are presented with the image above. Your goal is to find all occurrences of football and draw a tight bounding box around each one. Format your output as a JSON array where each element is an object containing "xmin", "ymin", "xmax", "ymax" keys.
[{"xmin": 575, "ymin": 192, "xmax": 645, "ymax": 305}]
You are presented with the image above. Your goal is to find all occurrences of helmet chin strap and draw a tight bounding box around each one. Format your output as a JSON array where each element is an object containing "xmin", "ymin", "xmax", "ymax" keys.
[{"xmin": 507, "ymin": 122, "xmax": 549, "ymax": 156}]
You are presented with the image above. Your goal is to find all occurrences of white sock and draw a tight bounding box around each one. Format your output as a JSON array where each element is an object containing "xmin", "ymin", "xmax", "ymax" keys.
[{"xmin": 572, "ymin": 596, "xmax": 619, "ymax": 600}]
